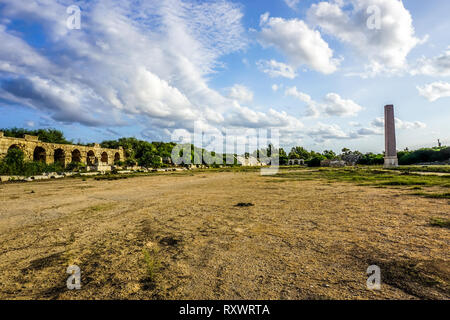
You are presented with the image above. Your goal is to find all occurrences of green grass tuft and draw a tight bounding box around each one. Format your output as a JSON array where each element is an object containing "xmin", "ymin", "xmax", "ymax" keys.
[
  {"xmin": 429, "ymin": 218, "xmax": 450, "ymax": 229},
  {"xmin": 411, "ymin": 192, "xmax": 450, "ymax": 199},
  {"xmin": 142, "ymin": 248, "xmax": 161, "ymax": 283}
]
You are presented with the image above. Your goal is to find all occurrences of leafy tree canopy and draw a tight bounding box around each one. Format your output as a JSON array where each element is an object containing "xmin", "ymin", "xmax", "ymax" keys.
[{"xmin": 1, "ymin": 128, "xmax": 72, "ymax": 144}]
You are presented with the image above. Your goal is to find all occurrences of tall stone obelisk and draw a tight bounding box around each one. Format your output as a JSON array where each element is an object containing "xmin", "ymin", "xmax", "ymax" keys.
[{"xmin": 384, "ymin": 104, "xmax": 398, "ymax": 168}]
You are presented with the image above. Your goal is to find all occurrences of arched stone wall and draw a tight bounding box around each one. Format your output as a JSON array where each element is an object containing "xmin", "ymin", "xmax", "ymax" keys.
[{"xmin": 0, "ymin": 132, "xmax": 125, "ymax": 166}]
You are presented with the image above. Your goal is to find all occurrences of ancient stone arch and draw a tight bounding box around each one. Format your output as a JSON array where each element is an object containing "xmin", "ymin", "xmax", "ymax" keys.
[
  {"xmin": 71, "ymin": 149, "xmax": 82, "ymax": 163},
  {"xmin": 33, "ymin": 146, "xmax": 47, "ymax": 162},
  {"xmin": 288, "ymin": 159, "xmax": 305, "ymax": 166},
  {"xmin": 7, "ymin": 144, "xmax": 22, "ymax": 152},
  {"xmin": 114, "ymin": 152, "xmax": 121, "ymax": 163},
  {"xmin": 54, "ymin": 148, "xmax": 66, "ymax": 166},
  {"xmin": 87, "ymin": 150, "xmax": 96, "ymax": 165},
  {"xmin": 101, "ymin": 152, "xmax": 108, "ymax": 164}
]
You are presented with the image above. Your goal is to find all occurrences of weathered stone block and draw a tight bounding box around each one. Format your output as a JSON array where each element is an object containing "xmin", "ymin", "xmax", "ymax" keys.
[{"xmin": 24, "ymin": 135, "xmax": 39, "ymax": 142}]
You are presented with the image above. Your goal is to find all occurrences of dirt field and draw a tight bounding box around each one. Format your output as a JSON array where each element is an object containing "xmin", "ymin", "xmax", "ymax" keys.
[{"xmin": 0, "ymin": 169, "xmax": 448, "ymax": 300}]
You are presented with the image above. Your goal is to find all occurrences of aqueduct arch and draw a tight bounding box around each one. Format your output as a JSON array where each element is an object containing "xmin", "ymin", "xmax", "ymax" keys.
[
  {"xmin": 87, "ymin": 150, "xmax": 96, "ymax": 166},
  {"xmin": 54, "ymin": 148, "xmax": 66, "ymax": 166},
  {"xmin": 33, "ymin": 146, "xmax": 46, "ymax": 162},
  {"xmin": 0, "ymin": 132, "xmax": 125, "ymax": 167},
  {"xmin": 101, "ymin": 152, "xmax": 108, "ymax": 164},
  {"xmin": 71, "ymin": 149, "xmax": 82, "ymax": 163},
  {"xmin": 8, "ymin": 144, "xmax": 21, "ymax": 152}
]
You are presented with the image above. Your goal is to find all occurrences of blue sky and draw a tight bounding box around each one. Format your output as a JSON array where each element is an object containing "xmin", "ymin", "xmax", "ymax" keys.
[{"xmin": 0, "ymin": 0, "xmax": 449, "ymax": 153}]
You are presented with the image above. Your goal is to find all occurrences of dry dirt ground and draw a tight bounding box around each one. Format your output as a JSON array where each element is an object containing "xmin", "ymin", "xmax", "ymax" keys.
[{"xmin": 0, "ymin": 170, "xmax": 448, "ymax": 300}]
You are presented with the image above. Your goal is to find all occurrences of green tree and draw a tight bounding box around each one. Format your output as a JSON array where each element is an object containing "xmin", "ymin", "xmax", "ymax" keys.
[
  {"xmin": 1, "ymin": 128, "xmax": 72, "ymax": 144},
  {"xmin": 278, "ymin": 148, "xmax": 288, "ymax": 165},
  {"xmin": 322, "ymin": 150, "xmax": 337, "ymax": 160},
  {"xmin": 306, "ymin": 155, "xmax": 325, "ymax": 167}
]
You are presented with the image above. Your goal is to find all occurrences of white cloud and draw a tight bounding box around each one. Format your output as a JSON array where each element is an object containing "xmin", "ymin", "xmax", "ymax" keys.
[
  {"xmin": 308, "ymin": 123, "xmax": 351, "ymax": 141},
  {"xmin": 25, "ymin": 121, "xmax": 35, "ymax": 128},
  {"xmin": 355, "ymin": 127, "xmax": 382, "ymax": 136},
  {"xmin": 256, "ymin": 59, "xmax": 298, "ymax": 79},
  {"xmin": 349, "ymin": 121, "xmax": 361, "ymax": 127},
  {"xmin": 417, "ymin": 82, "xmax": 450, "ymax": 102},
  {"xmin": 285, "ymin": 86, "xmax": 363, "ymax": 117},
  {"xmin": 371, "ymin": 117, "xmax": 385, "ymax": 128},
  {"xmin": 285, "ymin": 87, "xmax": 312, "ymax": 103},
  {"xmin": 306, "ymin": 113, "xmax": 426, "ymax": 143},
  {"xmin": 306, "ymin": 121, "xmax": 384, "ymax": 142},
  {"xmin": 323, "ymin": 93, "xmax": 363, "ymax": 117},
  {"xmin": 284, "ymin": 0, "xmax": 300, "ymax": 10},
  {"xmin": 272, "ymin": 84, "xmax": 281, "ymax": 92},
  {"xmin": 258, "ymin": 13, "xmax": 340, "ymax": 74},
  {"xmin": 411, "ymin": 48, "xmax": 450, "ymax": 77},
  {"xmin": 227, "ymin": 84, "xmax": 254, "ymax": 103},
  {"xmin": 395, "ymin": 118, "xmax": 427, "ymax": 130},
  {"xmin": 308, "ymin": 0, "xmax": 425, "ymax": 75},
  {"xmin": 285, "ymin": 86, "xmax": 319, "ymax": 117},
  {"xmin": 226, "ymin": 102, "xmax": 304, "ymax": 130},
  {"xmin": 371, "ymin": 117, "xmax": 427, "ymax": 129},
  {"xmin": 0, "ymin": 25, "xmax": 52, "ymax": 75}
]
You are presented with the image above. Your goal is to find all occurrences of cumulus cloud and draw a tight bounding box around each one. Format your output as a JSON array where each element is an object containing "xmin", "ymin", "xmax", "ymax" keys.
[
  {"xmin": 227, "ymin": 84, "xmax": 254, "ymax": 103},
  {"xmin": 306, "ymin": 113, "xmax": 426, "ymax": 143},
  {"xmin": 417, "ymin": 82, "xmax": 450, "ymax": 102},
  {"xmin": 306, "ymin": 121, "xmax": 385, "ymax": 142},
  {"xmin": 308, "ymin": 0, "xmax": 426, "ymax": 76},
  {"xmin": 256, "ymin": 59, "xmax": 298, "ymax": 79},
  {"xmin": 411, "ymin": 48, "xmax": 450, "ymax": 77},
  {"xmin": 225, "ymin": 102, "xmax": 304, "ymax": 131},
  {"xmin": 307, "ymin": 123, "xmax": 352, "ymax": 142},
  {"xmin": 284, "ymin": 86, "xmax": 320, "ymax": 117},
  {"xmin": 371, "ymin": 117, "xmax": 427, "ymax": 129},
  {"xmin": 284, "ymin": 87, "xmax": 313, "ymax": 103},
  {"xmin": 258, "ymin": 13, "xmax": 340, "ymax": 74},
  {"xmin": 285, "ymin": 86, "xmax": 363, "ymax": 117},
  {"xmin": 323, "ymin": 93, "xmax": 363, "ymax": 117}
]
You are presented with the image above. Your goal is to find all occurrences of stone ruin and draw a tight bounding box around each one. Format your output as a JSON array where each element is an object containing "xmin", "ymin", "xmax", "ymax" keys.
[
  {"xmin": 0, "ymin": 132, "xmax": 125, "ymax": 171},
  {"xmin": 384, "ymin": 104, "xmax": 399, "ymax": 168}
]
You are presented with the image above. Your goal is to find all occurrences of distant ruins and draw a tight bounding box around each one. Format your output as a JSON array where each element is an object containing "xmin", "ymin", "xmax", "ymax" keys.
[
  {"xmin": 0, "ymin": 132, "xmax": 125, "ymax": 168},
  {"xmin": 384, "ymin": 104, "xmax": 399, "ymax": 168}
]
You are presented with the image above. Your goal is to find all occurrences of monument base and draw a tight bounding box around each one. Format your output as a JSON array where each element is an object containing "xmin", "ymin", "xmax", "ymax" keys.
[{"xmin": 384, "ymin": 156, "xmax": 398, "ymax": 168}]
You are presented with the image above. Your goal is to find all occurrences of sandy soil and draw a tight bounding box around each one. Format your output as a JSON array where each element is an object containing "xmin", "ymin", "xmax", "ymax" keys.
[{"xmin": 0, "ymin": 170, "xmax": 448, "ymax": 300}]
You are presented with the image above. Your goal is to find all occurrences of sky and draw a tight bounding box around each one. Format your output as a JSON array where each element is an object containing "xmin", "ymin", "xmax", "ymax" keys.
[{"xmin": 0, "ymin": 0, "xmax": 449, "ymax": 154}]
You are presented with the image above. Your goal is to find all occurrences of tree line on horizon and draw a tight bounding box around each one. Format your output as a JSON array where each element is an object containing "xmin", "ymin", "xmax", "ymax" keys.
[{"xmin": 1, "ymin": 128, "xmax": 449, "ymax": 175}]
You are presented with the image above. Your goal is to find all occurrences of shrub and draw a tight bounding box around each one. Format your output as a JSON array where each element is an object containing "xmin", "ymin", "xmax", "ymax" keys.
[
  {"xmin": 66, "ymin": 162, "xmax": 84, "ymax": 172},
  {"xmin": 0, "ymin": 148, "xmax": 65, "ymax": 176},
  {"xmin": 0, "ymin": 148, "xmax": 25, "ymax": 175},
  {"xmin": 307, "ymin": 156, "xmax": 324, "ymax": 167},
  {"xmin": 398, "ymin": 147, "xmax": 450, "ymax": 165},
  {"xmin": 125, "ymin": 158, "xmax": 137, "ymax": 166}
]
